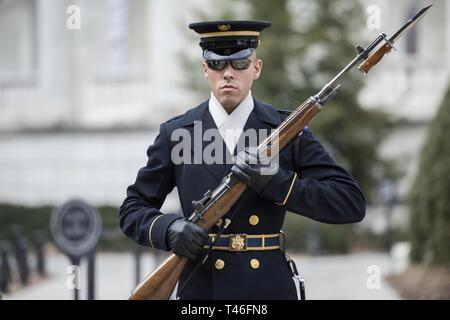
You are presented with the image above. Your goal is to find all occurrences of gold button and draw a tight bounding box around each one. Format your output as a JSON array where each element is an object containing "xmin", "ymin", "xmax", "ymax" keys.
[
  {"xmin": 249, "ymin": 215, "xmax": 259, "ymax": 226},
  {"xmin": 250, "ymin": 259, "xmax": 260, "ymax": 269},
  {"xmin": 215, "ymin": 259, "xmax": 225, "ymax": 270},
  {"xmin": 215, "ymin": 218, "xmax": 223, "ymax": 227}
]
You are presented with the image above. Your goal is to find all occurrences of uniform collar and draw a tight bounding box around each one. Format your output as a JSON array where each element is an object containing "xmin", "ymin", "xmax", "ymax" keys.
[
  {"xmin": 182, "ymin": 96, "xmax": 281, "ymax": 127},
  {"xmin": 208, "ymin": 90, "xmax": 254, "ymax": 129},
  {"xmin": 208, "ymin": 91, "xmax": 254, "ymax": 154}
]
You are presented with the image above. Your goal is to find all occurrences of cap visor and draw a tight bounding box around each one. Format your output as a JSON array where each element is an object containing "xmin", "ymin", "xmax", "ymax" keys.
[{"xmin": 203, "ymin": 48, "xmax": 253, "ymax": 61}]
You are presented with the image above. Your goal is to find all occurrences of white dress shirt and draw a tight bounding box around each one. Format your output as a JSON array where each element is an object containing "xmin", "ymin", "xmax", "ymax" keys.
[{"xmin": 208, "ymin": 91, "xmax": 254, "ymax": 155}]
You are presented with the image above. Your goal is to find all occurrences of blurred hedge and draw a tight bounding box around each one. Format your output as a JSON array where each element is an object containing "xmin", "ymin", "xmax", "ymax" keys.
[
  {"xmin": 409, "ymin": 85, "xmax": 450, "ymax": 266},
  {"xmin": 283, "ymin": 213, "xmax": 355, "ymax": 254},
  {"xmin": 0, "ymin": 203, "xmax": 134, "ymax": 251},
  {"xmin": 283, "ymin": 212, "xmax": 410, "ymax": 254}
]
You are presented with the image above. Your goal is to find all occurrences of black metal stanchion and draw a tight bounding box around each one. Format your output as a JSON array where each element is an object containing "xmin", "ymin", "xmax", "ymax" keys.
[
  {"xmin": 87, "ymin": 250, "xmax": 96, "ymax": 300},
  {"xmin": 134, "ymin": 244, "xmax": 142, "ymax": 285},
  {"xmin": 0, "ymin": 241, "xmax": 11, "ymax": 293},
  {"xmin": 33, "ymin": 230, "xmax": 46, "ymax": 277},
  {"xmin": 11, "ymin": 225, "xmax": 30, "ymax": 285},
  {"xmin": 69, "ymin": 256, "xmax": 81, "ymax": 300}
]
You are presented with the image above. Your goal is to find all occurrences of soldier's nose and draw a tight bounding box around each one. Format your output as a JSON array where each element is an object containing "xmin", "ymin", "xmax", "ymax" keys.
[{"xmin": 223, "ymin": 64, "xmax": 235, "ymax": 80}]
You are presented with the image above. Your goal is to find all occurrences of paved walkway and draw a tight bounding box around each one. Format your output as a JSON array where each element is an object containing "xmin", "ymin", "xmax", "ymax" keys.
[
  {"xmin": 2, "ymin": 251, "xmax": 401, "ymax": 300},
  {"xmin": 295, "ymin": 252, "xmax": 401, "ymax": 299}
]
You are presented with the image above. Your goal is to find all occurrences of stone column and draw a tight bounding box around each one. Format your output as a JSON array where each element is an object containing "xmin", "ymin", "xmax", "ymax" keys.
[{"xmin": 36, "ymin": 0, "xmax": 80, "ymax": 127}]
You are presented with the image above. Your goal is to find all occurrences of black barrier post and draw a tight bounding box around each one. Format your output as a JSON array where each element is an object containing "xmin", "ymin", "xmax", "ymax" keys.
[
  {"xmin": 17, "ymin": 236, "xmax": 30, "ymax": 285},
  {"xmin": 11, "ymin": 225, "xmax": 30, "ymax": 285},
  {"xmin": 0, "ymin": 241, "xmax": 11, "ymax": 293},
  {"xmin": 33, "ymin": 230, "xmax": 46, "ymax": 277},
  {"xmin": 69, "ymin": 256, "xmax": 81, "ymax": 300},
  {"xmin": 153, "ymin": 248, "xmax": 165, "ymax": 269},
  {"xmin": 134, "ymin": 244, "xmax": 142, "ymax": 285},
  {"xmin": 87, "ymin": 250, "xmax": 95, "ymax": 300},
  {"xmin": 306, "ymin": 224, "xmax": 321, "ymax": 256}
]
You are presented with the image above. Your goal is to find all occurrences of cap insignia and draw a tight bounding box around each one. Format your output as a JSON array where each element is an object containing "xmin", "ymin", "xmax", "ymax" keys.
[{"xmin": 217, "ymin": 24, "xmax": 231, "ymax": 31}]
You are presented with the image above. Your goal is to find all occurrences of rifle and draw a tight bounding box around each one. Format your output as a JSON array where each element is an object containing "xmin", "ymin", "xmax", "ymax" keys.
[{"xmin": 127, "ymin": 4, "xmax": 432, "ymax": 300}]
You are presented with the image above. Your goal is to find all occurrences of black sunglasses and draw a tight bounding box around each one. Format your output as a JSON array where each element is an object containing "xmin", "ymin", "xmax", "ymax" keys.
[{"xmin": 206, "ymin": 59, "xmax": 254, "ymax": 71}]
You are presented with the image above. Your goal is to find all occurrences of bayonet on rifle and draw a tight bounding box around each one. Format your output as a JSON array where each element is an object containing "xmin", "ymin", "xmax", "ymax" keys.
[{"xmin": 358, "ymin": 4, "xmax": 433, "ymax": 74}]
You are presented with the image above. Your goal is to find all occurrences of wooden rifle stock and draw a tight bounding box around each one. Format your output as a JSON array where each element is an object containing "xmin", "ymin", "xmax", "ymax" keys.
[{"xmin": 127, "ymin": 98, "xmax": 321, "ymax": 300}]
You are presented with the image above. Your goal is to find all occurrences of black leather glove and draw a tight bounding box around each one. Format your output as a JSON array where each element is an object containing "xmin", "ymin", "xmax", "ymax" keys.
[
  {"xmin": 166, "ymin": 218, "xmax": 209, "ymax": 260},
  {"xmin": 231, "ymin": 147, "xmax": 279, "ymax": 194}
]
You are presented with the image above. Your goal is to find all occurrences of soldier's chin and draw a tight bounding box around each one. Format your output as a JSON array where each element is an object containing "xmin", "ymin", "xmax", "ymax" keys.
[
  {"xmin": 221, "ymin": 98, "xmax": 240, "ymax": 111},
  {"xmin": 219, "ymin": 94, "xmax": 237, "ymax": 105}
]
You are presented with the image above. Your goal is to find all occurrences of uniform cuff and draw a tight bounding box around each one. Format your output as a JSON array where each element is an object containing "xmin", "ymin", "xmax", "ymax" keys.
[
  {"xmin": 260, "ymin": 169, "xmax": 297, "ymax": 205},
  {"xmin": 148, "ymin": 213, "xmax": 182, "ymax": 251}
]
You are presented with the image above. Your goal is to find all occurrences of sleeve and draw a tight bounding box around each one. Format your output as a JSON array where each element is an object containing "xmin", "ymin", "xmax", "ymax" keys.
[
  {"xmin": 119, "ymin": 123, "xmax": 181, "ymax": 250},
  {"xmin": 260, "ymin": 128, "xmax": 366, "ymax": 224}
]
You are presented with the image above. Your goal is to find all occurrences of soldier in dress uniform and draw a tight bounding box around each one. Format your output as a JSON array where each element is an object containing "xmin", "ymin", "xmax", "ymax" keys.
[{"xmin": 119, "ymin": 20, "xmax": 366, "ymax": 299}]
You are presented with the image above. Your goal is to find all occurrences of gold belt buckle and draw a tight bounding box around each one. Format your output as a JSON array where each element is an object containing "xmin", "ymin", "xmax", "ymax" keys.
[{"xmin": 229, "ymin": 234, "xmax": 247, "ymax": 251}]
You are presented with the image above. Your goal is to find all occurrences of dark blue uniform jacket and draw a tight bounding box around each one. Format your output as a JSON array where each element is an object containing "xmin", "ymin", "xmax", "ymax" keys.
[{"xmin": 119, "ymin": 98, "xmax": 366, "ymax": 299}]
